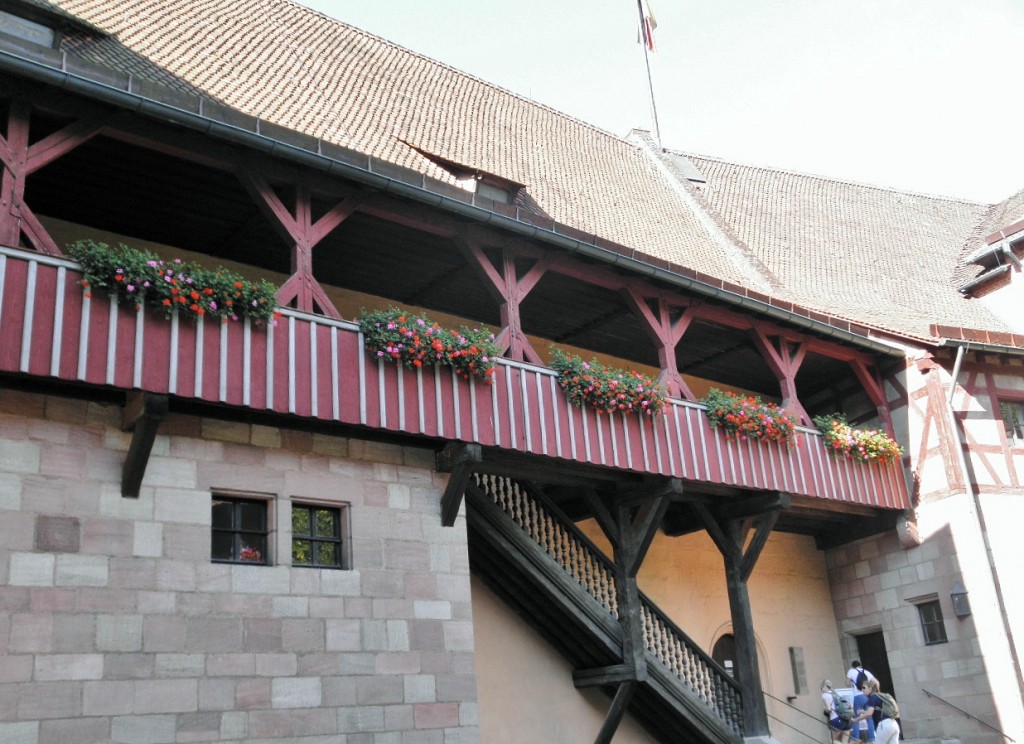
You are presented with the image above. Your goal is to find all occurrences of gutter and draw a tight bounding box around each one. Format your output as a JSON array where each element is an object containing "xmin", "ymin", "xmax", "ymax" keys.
[
  {"xmin": 0, "ymin": 47, "xmax": 905, "ymax": 358},
  {"xmin": 937, "ymin": 337, "xmax": 1024, "ymax": 357}
]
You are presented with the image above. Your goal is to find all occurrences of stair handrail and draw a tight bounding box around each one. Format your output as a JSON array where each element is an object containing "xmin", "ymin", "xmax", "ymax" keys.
[
  {"xmin": 922, "ymin": 688, "xmax": 1015, "ymax": 742},
  {"xmin": 472, "ymin": 473, "xmax": 743, "ymax": 733},
  {"xmin": 763, "ymin": 691, "xmax": 833, "ymax": 744}
]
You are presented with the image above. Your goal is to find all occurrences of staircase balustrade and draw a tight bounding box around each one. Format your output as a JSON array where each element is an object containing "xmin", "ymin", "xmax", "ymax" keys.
[{"xmin": 473, "ymin": 472, "xmax": 744, "ymax": 734}]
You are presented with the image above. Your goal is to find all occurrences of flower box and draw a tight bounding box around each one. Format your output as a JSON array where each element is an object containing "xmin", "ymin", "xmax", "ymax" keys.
[
  {"xmin": 549, "ymin": 348, "xmax": 666, "ymax": 416},
  {"xmin": 701, "ymin": 388, "xmax": 795, "ymax": 445}
]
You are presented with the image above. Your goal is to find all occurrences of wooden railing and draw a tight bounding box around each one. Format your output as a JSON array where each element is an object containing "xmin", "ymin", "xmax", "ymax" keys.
[
  {"xmin": 473, "ymin": 473, "xmax": 745, "ymax": 736},
  {"xmin": 0, "ymin": 246, "xmax": 909, "ymax": 510}
]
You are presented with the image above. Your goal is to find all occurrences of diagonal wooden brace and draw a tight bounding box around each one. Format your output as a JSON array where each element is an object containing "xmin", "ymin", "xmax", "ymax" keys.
[
  {"xmin": 435, "ymin": 443, "xmax": 483, "ymax": 526},
  {"xmin": 121, "ymin": 393, "xmax": 169, "ymax": 498}
]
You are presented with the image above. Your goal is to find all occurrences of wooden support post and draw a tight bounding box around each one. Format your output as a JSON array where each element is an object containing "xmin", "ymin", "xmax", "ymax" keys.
[
  {"xmin": 435, "ymin": 443, "xmax": 483, "ymax": 526},
  {"xmin": 693, "ymin": 492, "xmax": 789, "ymax": 738},
  {"xmin": 623, "ymin": 287, "xmax": 696, "ymax": 400},
  {"xmin": 750, "ymin": 326, "xmax": 811, "ymax": 426},
  {"xmin": 121, "ymin": 393, "xmax": 169, "ymax": 498},
  {"xmin": 238, "ymin": 169, "xmax": 361, "ymax": 317},
  {"xmin": 0, "ymin": 98, "xmax": 61, "ymax": 255},
  {"xmin": 850, "ymin": 359, "xmax": 896, "ymax": 436},
  {"xmin": 577, "ymin": 478, "xmax": 679, "ymax": 743},
  {"xmin": 457, "ymin": 236, "xmax": 547, "ymax": 364}
]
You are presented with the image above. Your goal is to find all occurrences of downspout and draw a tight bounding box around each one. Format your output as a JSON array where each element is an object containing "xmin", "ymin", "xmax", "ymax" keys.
[{"xmin": 943, "ymin": 345, "xmax": 1024, "ymax": 707}]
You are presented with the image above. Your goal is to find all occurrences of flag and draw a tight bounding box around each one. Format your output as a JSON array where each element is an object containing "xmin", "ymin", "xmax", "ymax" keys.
[{"xmin": 638, "ymin": 0, "xmax": 657, "ymax": 52}]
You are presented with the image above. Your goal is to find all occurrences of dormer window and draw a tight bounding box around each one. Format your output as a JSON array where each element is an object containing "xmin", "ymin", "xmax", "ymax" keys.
[
  {"xmin": 455, "ymin": 173, "xmax": 516, "ymax": 205},
  {"xmin": 407, "ymin": 143, "xmax": 524, "ymax": 207},
  {"xmin": 0, "ymin": 8, "xmax": 56, "ymax": 47}
]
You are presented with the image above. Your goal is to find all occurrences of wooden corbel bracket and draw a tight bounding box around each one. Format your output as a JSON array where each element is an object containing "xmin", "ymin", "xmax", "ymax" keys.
[{"xmin": 121, "ymin": 392, "xmax": 169, "ymax": 498}]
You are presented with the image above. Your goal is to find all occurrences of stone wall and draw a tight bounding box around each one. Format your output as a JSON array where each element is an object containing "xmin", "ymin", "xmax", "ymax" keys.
[{"xmin": 0, "ymin": 387, "xmax": 478, "ymax": 743}]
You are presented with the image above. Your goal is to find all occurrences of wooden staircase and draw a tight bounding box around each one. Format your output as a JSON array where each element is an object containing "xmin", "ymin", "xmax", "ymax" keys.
[{"xmin": 465, "ymin": 473, "xmax": 745, "ymax": 744}]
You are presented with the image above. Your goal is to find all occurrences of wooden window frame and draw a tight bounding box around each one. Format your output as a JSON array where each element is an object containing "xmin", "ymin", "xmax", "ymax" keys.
[
  {"xmin": 211, "ymin": 495, "xmax": 269, "ymax": 565},
  {"xmin": 916, "ymin": 599, "xmax": 948, "ymax": 646},
  {"xmin": 999, "ymin": 399, "xmax": 1024, "ymax": 447},
  {"xmin": 291, "ymin": 502, "xmax": 347, "ymax": 569}
]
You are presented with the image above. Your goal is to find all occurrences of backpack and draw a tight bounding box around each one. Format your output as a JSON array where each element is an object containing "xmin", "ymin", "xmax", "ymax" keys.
[
  {"xmin": 854, "ymin": 669, "xmax": 868, "ymax": 689},
  {"xmin": 832, "ymin": 690, "xmax": 855, "ymax": 721},
  {"xmin": 876, "ymin": 692, "xmax": 899, "ymax": 719}
]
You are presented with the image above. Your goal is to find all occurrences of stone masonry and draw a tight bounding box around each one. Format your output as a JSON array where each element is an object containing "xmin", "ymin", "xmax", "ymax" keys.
[{"xmin": 0, "ymin": 387, "xmax": 479, "ymax": 744}]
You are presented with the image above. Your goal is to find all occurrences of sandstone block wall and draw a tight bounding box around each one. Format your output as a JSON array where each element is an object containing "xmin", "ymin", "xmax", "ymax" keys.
[{"xmin": 0, "ymin": 388, "xmax": 478, "ymax": 744}]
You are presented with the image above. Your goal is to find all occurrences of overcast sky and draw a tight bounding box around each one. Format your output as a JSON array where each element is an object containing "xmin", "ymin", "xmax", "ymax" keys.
[{"xmin": 302, "ymin": 0, "xmax": 1024, "ymax": 204}]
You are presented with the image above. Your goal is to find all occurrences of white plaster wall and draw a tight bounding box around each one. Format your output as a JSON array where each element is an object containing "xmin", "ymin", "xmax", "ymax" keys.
[
  {"xmin": 976, "ymin": 272, "xmax": 1024, "ymax": 334},
  {"xmin": 472, "ymin": 576, "xmax": 659, "ymax": 744}
]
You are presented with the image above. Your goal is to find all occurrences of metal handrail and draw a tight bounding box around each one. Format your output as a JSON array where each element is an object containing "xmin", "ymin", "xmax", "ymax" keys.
[
  {"xmin": 922, "ymin": 688, "xmax": 1015, "ymax": 742},
  {"xmin": 763, "ymin": 692, "xmax": 832, "ymax": 744}
]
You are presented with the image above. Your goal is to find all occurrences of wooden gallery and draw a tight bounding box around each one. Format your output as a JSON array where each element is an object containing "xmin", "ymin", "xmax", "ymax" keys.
[{"xmin": 0, "ymin": 1, "xmax": 1021, "ymax": 743}]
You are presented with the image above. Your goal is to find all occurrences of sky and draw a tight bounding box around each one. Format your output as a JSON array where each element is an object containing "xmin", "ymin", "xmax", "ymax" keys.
[{"xmin": 301, "ymin": 0, "xmax": 1024, "ymax": 204}]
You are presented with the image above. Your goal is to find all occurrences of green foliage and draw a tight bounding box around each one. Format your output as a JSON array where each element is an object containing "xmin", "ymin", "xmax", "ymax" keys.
[
  {"xmin": 701, "ymin": 388, "xmax": 795, "ymax": 445},
  {"xmin": 357, "ymin": 307, "xmax": 499, "ymax": 383},
  {"xmin": 549, "ymin": 347, "xmax": 666, "ymax": 417},
  {"xmin": 812, "ymin": 413, "xmax": 903, "ymax": 463},
  {"xmin": 67, "ymin": 240, "xmax": 279, "ymax": 323}
]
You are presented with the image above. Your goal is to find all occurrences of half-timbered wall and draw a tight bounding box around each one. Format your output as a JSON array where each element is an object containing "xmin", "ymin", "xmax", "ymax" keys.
[{"xmin": 830, "ymin": 351, "xmax": 1024, "ymax": 744}]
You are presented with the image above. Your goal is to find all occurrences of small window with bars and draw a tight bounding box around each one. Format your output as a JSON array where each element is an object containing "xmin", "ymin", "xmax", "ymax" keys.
[
  {"xmin": 917, "ymin": 600, "xmax": 948, "ymax": 646},
  {"xmin": 292, "ymin": 504, "xmax": 345, "ymax": 569},
  {"xmin": 1000, "ymin": 400, "xmax": 1024, "ymax": 446},
  {"xmin": 212, "ymin": 496, "xmax": 268, "ymax": 564}
]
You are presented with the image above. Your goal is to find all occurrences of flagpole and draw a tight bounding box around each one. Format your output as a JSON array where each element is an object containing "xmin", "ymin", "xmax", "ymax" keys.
[{"xmin": 637, "ymin": 0, "xmax": 662, "ymax": 147}]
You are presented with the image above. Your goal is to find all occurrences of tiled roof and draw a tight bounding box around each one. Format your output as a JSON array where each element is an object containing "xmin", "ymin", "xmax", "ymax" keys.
[
  {"xmin": 47, "ymin": 0, "xmax": 747, "ymax": 287},
  {"xmin": 955, "ymin": 187, "xmax": 1024, "ymax": 285},
  {"xmin": 15, "ymin": 0, "xmax": 1022, "ymax": 342},
  {"xmin": 683, "ymin": 155, "xmax": 1014, "ymax": 339}
]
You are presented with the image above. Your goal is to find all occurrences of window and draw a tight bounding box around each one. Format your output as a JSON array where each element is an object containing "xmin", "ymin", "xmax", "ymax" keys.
[
  {"xmin": 212, "ymin": 497, "xmax": 267, "ymax": 564},
  {"xmin": 999, "ymin": 400, "xmax": 1024, "ymax": 446},
  {"xmin": 917, "ymin": 600, "xmax": 948, "ymax": 645},
  {"xmin": 292, "ymin": 504, "xmax": 344, "ymax": 568}
]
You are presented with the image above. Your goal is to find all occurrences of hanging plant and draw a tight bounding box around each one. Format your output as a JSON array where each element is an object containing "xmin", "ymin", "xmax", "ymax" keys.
[
  {"xmin": 812, "ymin": 413, "xmax": 903, "ymax": 463},
  {"xmin": 549, "ymin": 347, "xmax": 666, "ymax": 417},
  {"xmin": 701, "ymin": 388, "xmax": 795, "ymax": 446},
  {"xmin": 67, "ymin": 240, "xmax": 280, "ymax": 323},
  {"xmin": 357, "ymin": 307, "xmax": 498, "ymax": 383}
]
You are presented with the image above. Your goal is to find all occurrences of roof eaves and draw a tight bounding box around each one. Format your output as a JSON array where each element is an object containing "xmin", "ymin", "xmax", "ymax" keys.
[{"xmin": 0, "ymin": 44, "xmax": 906, "ymax": 359}]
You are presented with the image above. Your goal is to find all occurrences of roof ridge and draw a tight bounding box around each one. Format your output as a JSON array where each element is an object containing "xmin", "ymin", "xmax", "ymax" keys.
[
  {"xmin": 677, "ymin": 149, "xmax": 990, "ymax": 206},
  {"xmin": 276, "ymin": 0, "xmax": 636, "ymax": 147},
  {"xmin": 631, "ymin": 133, "xmax": 786, "ymax": 297}
]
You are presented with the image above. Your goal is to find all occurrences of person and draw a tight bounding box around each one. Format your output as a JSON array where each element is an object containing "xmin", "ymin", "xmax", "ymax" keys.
[
  {"xmin": 851, "ymin": 677, "xmax": 877, "ymax": 742},
  {"xmin": 863, "ymin": 679, "xmax": 884, "ymax": 729},
  {"xmin": 846, "ymin": 660, "xmax": 877, "ymax": 690},
  {"xmin": 821, "ymin": 679, "xmax": 852, "ymax": 743},
  {"xmin": 874, "ymin": 689, "xmax": 901, "ymax": 744}
]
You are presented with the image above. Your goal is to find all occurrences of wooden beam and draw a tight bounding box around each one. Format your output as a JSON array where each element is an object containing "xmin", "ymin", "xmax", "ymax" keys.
[
  {"xmin": 715, "ymin": 491, "xmax": 790, "ymax": 521},
  {"xmin": 572, "ymin": 664, "xmax": 636, "ymax": 688},
  {"xmin": 593, "ymin": 681, "xmax": 638, "ymax": 744},
  {"xmin": 120, "ymin": 393, "xmax": 169, "ymax": 499},
  {"xmin": 435, "ymin": 443, "xmax": 483, "ymax": 526}
]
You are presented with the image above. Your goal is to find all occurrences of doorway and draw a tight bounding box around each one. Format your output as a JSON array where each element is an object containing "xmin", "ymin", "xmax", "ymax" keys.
[{"xmin": 855, "ymin": 631, "xmax": 894, "ymax": 696}]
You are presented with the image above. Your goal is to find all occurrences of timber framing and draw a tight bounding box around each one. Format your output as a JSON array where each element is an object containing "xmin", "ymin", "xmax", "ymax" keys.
[{"xmin": 0, "ymin": 72, "xmax": 902, "ymax": 420}]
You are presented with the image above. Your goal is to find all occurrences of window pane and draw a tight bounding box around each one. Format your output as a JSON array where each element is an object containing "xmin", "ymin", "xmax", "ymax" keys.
[
  {"xmin": 238, "ymin": 502, "xmax": 265, "ymax": 531},
  {"xmin": 293, "ymin": 507, "xmax": 311, "ymax": 537},
  {"xmin": 292, "ymin": 539, "xmax": 312, "ymax": 565},
  {"xmin": 211, "ymin": 530, "xmax": 234, "ymax": 560},
  {"xmin": 919, "ymin": 600, "xmax": 947, "ymax": 645},
  {"xmin": 316, "ymin": 542, "xmax": 337, "ymax": 566},
  {"xmin": 1001, "ymin": 401, "xmax": 1024, "ymax": 444},
  {"xmin": 212, "ymin": 500, "xmax": 235, "ymax": 529},
  {"xmin": 315, "ymin": 509, "xmax": 337, "ymax": 537}
]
